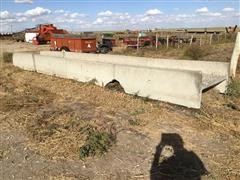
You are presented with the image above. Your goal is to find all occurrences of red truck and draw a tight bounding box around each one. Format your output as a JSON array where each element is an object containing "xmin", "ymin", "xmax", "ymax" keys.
[
  {"xmin": 123, "ymin": 36, "xmax": 153, "ymax": 47},
  {"xmin": 50, "ymin": 34, "xmax": 97, "ymax": 53}
]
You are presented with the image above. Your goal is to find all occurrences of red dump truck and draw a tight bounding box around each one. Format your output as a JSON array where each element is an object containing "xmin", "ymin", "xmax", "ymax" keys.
[{"xmin": 50, "ymin": 34, "xmax": 97, "ymax": 53}]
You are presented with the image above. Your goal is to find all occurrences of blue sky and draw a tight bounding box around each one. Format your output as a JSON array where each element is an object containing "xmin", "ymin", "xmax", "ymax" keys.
[{"xmin": 1, "ymin": 0, "xmax": 239, "ymax": 32}]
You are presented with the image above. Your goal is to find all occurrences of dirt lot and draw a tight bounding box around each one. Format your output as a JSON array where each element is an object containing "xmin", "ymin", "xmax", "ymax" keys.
[
  {"xmin": 0, "ymin": 40, "xmax": 49, "ymax": 56},
  {"xmin": 0, "ymin": 40, "xmax": 240, "ymax": 179}
]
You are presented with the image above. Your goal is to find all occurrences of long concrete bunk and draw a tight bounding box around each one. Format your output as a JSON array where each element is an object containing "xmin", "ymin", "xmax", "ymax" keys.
[{"xmin": 12, "ymin": 32, "xmax": 240, "ymax": 108}]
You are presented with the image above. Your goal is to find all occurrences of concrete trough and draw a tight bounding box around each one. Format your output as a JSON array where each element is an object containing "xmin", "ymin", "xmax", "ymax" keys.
[
  {"xmin": 11, "ymin": 32, "xmax": 240, "ymax": 109},
  {"xmin": 13, "ymin": 52, "xmax": 203, "ymax": 108},
  {"xmin": 13, "ymin": 53, "xmax": 36, "ymax": 71},
  {"xmin": 40, "ymin": 51, "xmax": 229, "ymax": 93}
]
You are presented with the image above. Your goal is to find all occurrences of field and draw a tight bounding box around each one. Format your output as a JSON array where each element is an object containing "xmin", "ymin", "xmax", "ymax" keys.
[{"xmin": 0, "ymin": 40, "xmax": 240, "ymax": 179}]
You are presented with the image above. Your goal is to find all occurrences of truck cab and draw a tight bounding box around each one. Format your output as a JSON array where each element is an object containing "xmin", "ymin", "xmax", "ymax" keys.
[{"xmin": 97, "ymin": 33, "xmax": 116, "ymax": 54}]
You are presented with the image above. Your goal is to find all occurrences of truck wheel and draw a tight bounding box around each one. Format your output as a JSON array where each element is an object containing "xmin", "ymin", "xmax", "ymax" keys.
[
  {"xmin": 100, "ymin": 47, "xmax": 109, "ymax": 54},
  {"xmin": 60, "ymin": 46, "xmax": 70, "ymax": 52}
]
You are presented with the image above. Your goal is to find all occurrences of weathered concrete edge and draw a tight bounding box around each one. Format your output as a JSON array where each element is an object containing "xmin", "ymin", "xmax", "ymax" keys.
[
  {"xmin": 40, "ymin": 50, "xmax": 229, "ymax": 93},
  {"xmin": 13, "ymin": 52, "xmax": 203, "ymax": 108}
]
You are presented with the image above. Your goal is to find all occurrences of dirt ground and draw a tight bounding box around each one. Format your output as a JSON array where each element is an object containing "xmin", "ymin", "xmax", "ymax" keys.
[
  {"xmin": 0, "ymin": 40, "xmax": 240, "ymax": 179},
  {"xmin": 0, "ymin": 40, "xmax": 49, "ymax": 56}
]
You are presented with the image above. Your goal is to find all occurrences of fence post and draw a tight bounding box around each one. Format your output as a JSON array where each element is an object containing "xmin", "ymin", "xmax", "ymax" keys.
[
  {"xmin": 200, "ymin": 36, "xmax": 202, "ymax": 46},
  {"xmin": 209, "ymin": 34, "xmax": 213, "ymax": 45},
  {"xmin": 0, "ymin": 48, "xmax": 4, "ymax": 68},
  {"xmin": 177, "ymin": 38, "xmax": 180, "ymax": 49},
  {"xmin": 137, "ymin": 36, "xmax": 139, "ymax": 51},
  {"xmin": 166, "ymin": 35, "xmax": 169, "ymax": 49},
  {"xmin": 155, "ymin": 33, "xmax": 158, "ymax": 50},
  {"xmin": 190, "ymin": 35, "xmax": 193, "ymax": 46}
]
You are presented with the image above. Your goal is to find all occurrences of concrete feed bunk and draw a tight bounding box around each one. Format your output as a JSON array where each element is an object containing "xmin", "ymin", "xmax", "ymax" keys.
[
  {"xmin": 12, "ymin": 32, "xmax": 240, "ymax": 109},
  {"xmin": 14, "ymin": 52, "xmax": 212, "ymax": 109},
  {"xmin": 41, "ymin": 51, "xmax": 229, "ymax": 93}
]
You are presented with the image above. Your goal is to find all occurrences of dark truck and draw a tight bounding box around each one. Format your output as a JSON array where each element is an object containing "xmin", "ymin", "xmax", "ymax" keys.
[
  {"xmin": 12, "ymin": 31, "xmax": 25, "ymax": 42},
  {"xmin": 97, "ymin": 32, "xmax": 116, "ymax": 54}
]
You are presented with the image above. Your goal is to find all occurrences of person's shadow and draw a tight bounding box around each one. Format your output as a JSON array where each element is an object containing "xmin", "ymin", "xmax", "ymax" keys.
[{"xmin": 150, "ymin": 133, "xmax": 208, "ymax": 180}]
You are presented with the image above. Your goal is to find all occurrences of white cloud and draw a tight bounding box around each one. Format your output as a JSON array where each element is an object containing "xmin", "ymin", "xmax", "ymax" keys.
[
  {"xmin": 94, "ymin": 11, "xmax": 132, "ymax": 26},
  {"xmin": 146, "ymin": 9, "xmax": 163, "ymax": 16},
  {"xmin": 196, "ymin": 7, "xmax": 209, "ymax": 13},
  {"xmin": 1, "ymin": 7, "xmax": 52, "ymax": 25},
  {"xmin": 55, "ymin": 9, "xmax": 65, "ymax": 13},
  {"xmin": 177, "ymin": 14, "xmax": 193, "ymax": 18},
  {"xmin": 118, "ymin": 12, "xmax": 130, "ymax": 20},
  {"xmin": 98, "ymin": 10, "xmax": 113, "ymax": 16},
  {"xmin": 0, "ymin": 10, "xmax": 28, "ymax": 24},
  {"xmin": 141, "ymin": 16, "xmax": 151, "ymax": 22},
  {"xmin": 53, "ymin": 11, "xmax": 87, "ymax": 27},
  {"xmin": 195, "ymin": 7, "xmax": 222, "ymax": 17},
  {"xmin": 207, "ymin": 12, "xmax": 222, "ymax": 17},
  {"xmin": 0, "ymin": 11, "xmax": 11, "ymax": 19},
  {"xmin": 69, "ymin": 12, "xmax": 86, "ymax": 18},
  {"xmin": 93, "ymin": 17, "xmax": 105, "ymax": 24},
  {"xmin": 24, "ymin": 7, "xmax": 51, "ymax": 17},
  {"xmin": 222, "ymin": 7, "xmax": 235, "ymax": 12},
  {"xmin": 14, "ymin": 0, "xmax": 33, "ymax": 3},
  {"xmin": 197, "ymin": 11, "xmax": 222, "ymax": 17},
  {"xmin": 16, "ymin": 17, "xmax": 27, "ymax": 22}
]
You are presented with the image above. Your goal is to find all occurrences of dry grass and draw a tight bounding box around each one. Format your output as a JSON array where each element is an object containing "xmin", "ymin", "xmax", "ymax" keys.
[
  {"xmin": 0, "ymin": 65, "xmax": 136, "ymax": 160},
  {"xmin": 0, "ymin": 63, "xmax": 240, "ymax": 178},
  {"xmin": 0, "ymin": 66, "xmax": 240, "ymax": 159},
  {"xmin": 111, "ymin": 42, "xmax": 234, "ymax": 62},
  {"xmin": 183, "ymin": 45, "xmax": 212, "ymax": 60}
]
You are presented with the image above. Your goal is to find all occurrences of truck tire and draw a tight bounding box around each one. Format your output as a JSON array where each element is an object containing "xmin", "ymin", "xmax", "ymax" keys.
[
  {"xmin": 100, "ymin": 46, "xmax": 109, "ymax": 54},
  {"xmin": 60, "ymin": 46, "xmax": 70, "ymax": 52}
]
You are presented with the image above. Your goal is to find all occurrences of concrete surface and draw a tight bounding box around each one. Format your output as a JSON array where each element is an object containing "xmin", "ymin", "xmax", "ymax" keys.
[
  {"xmin": 230, "ymin": 32, "xmax": 240, "ymax": 78},
  {"xmin": 34, "ymin": 55, "xmax": 67, "ymax": 78},
  {"xmin": 66, "ymin": 58, "xmax": 115, "ymax": 86},
  {"xmin": 13, "ymin": 53, "xmax": 36, "ymax": 71},
  {"xmin": 114, "ymin": 65, "xmax": 202, "ymax": 108},
  {"xmin": 41, "ymin": 51, "xmax": 229, "ymax": 93},
  {"xmin": 13, "ymin": 52, "xmax": 203, "ymax": 108}
]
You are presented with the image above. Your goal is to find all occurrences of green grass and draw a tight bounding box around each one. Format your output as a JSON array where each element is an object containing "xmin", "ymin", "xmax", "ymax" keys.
[
  {"xmin": 130, "ymin": 108, "xmax": 145, "ymax": 116},
  {"xmin": 3, "ymin": 52, "xmax": 13, "ymax": 63},
  {"xmin": 79, "ymin": 130, "xmax": 116, "ymax": 159},
  {"xmin": 128, "ymin": 119, "xmax": 140, "ymax": 126},
  {"xmin": 226, "ymin": 79, "xmax": 240, "ymax": 98}
]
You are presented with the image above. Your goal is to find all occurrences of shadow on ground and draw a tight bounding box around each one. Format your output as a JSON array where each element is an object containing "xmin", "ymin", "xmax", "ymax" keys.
[{"xmin": 150, "ymin": 133, "xmax": 208, "ymax": 180}]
